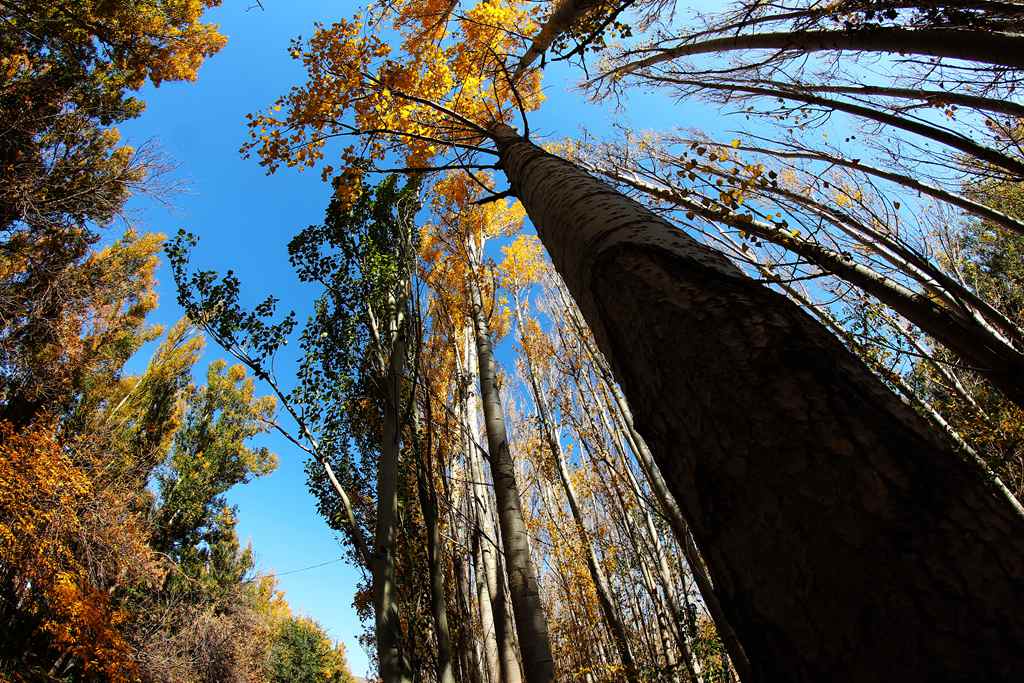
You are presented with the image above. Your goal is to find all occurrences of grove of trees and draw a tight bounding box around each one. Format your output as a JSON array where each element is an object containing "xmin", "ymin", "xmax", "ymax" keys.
[{"xmin": 3, "ymin": 0, "xmax": 1023, "ymax": 681}]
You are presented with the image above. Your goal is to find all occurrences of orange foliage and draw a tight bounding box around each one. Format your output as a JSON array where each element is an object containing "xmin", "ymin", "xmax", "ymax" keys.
[
  {"xmin": 0, "ymin": 421, "xmax": 159, "ymax": 680},
  {"xmin": 244, "ymin": 0, "xmax": 543, "ymax": 207}
]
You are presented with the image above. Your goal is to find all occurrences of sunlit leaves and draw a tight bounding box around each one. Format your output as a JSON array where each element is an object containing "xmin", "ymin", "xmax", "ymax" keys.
[{"xmin": 243, "ymin": 0, "xmax": 543, "ymax": 207}]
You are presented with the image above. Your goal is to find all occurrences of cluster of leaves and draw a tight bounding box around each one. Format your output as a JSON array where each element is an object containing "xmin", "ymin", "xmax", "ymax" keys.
[
  {"xmin": 292, "ymin": 176, "xmax": 421, "ymax": 534},
  {"xmin": 269, "ymin": 617, "xmax": 357, "ymax": 683},
  {"xmin": 0, "ymin": 0, "xmax": 227, "ymax": 432},
  {"xmin": 241, "ymin": 0, "xmax": 543, "ymax": 209},
  {"xmin": 0, "ymin": 2, "xmax": 361, "ymax": 680}
]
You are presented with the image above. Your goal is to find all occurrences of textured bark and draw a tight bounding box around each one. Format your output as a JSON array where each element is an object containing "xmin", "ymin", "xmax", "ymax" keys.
[
  {"xmin": 598, "ymin": 167, "xmax": 1024, "ymax": 409},
  {"xmin": 415, "ymin": 408, "xmax": 456, "ymax": 683},
  {"xmin": 609, "ymin": 393, "xmax": 751, "ymax": 682},
  {"xmin": 462, "ymin": 331, "xmax": 511, "ymax": 683},
  {"xmin": 557, "ymin": 282, "xmax": 753, "ymax": 680},
  {"xmin": 511, "ymin": 293, "xmax": 641, "ymax": 682},
  {"xmin": 493, "ymin": 123, "xmax": 1024, "ymax": 682},
  {"xmin": 372, "ymin": 328, "xmax": 413, "ymax": 683},
  {"xmin": 468, "ymin": 276, "xmax": 556, "ymax": 683},
  {"xmin": 453, "ymin": 546, "xmax": 487, "ymax": 683}
]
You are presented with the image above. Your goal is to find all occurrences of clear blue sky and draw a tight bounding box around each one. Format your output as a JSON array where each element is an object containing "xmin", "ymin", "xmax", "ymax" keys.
[{"xmin": 118, "ymin": 1, "xmax": 723, "ymax": 676}]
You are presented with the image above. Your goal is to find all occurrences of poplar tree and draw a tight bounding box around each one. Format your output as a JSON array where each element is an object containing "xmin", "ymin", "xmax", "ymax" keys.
[{"xmin": 243, "ymin": 1, "xmax": 1024, "ymax": 680}]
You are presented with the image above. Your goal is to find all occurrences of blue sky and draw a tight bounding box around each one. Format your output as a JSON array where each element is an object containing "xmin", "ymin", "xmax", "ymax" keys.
[{"xmin": 117, "ymin": 1, "xmax": 723, "ymax": 676}]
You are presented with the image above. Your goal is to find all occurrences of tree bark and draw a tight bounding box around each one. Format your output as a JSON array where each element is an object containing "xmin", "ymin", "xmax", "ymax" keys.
[
  {"xmin": 373, "ymin": 328, "xmax": 413, "ymax": 683},
  {"xmin": 466, "ymin": 378, "xmax": 509, "ymax": 683},
  {"xmin": 556, "ymin": 281, "xmax": 753, "ymax": 681},
  {"xmin": 607, "ymin": 386, "xmax": 751, "ymax": 681},
  {"xmin": 492, "ymin": 123, "xmax": 1024, "ymax": 682},
  {"xmin": 511, "ymin": 292, "xmax": 641, "ymax": 683},
  {"xmin": 462, "ymin": 330, "xmax": 512, "ymax": 683},
  {"xmin": 467, "ymin": 274, "xmax": 556, "ymax": 683},
  {"xmin": 415, "ymin": 405, "xmax": 457, "ymax": 683},
  {"xmin": 596, "ymin": 166, "xmax": 1024, "ymax": 409},
  {"xmin": 514, "ymin": 0, "xmax": 601, "ymax": 77}
]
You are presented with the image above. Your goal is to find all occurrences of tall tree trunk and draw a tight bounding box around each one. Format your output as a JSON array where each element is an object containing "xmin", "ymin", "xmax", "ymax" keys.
[
  {"xmin": 511, "ymin": 293, "xmax": 641, "ymax": 683},
  {"xmin": 593, "ymin": 165, "xmax": 1024, "ymax": 408},
  {"xmin": 627, "ymin": 497, "xmax": 684, "ymax": 683},
  {"xmin": 462, "ymin": 332, "xmax": 508, "ymax": 683},
  {"xmin": 453, "ymin": 549, "xmax": 487, "ymax": 683},
  {"xmin": 579, "ymin": 329, "xmax": 751, "ymax": 681},
  {"xmin": 467, "ymin": 273, "xmax": 556, "ymax": 683},
  {"xmin": 587, "ymin": 434, "xmax": 695, "ymax": 683},
  {"xmin": 415, "ymin": 400, "xmax": 456, "ymax": 683},
  {"xmin": 492, "ymin": 123, "xmax": 1024, "ymax": 682},
  {"xmin": 373, "ymin": 329, "xmax": 413, "ymax": 683}
]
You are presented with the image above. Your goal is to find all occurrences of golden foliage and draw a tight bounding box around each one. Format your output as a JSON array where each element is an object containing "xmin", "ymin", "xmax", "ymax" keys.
[
  {"xmin": 0, "ymin": 421, "xmax": 151, "ymax": 680},
  {"xmin": 244, "ymin": 0, "xmax": 543, "ymax": 207}
]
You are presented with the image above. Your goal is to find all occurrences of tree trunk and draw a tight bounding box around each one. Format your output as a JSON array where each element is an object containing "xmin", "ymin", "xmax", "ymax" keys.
[
  {"xmin": 492, "ymin": 123, "xmax": 1024, "ymax": 682},
  {"xmin": 373, "ymin": 329, "xmax": 413, "ymax": 683},
  {"xmin": 415, "ymin": 401, "xmax": 456, "ymax": 683},
  {"xmin": 556, "ymin": 281, "xmax": 753, "ymax": 680},
  {"xmin": 467, "ymin": 273, "xmax": 556, "ymax": 683},
  {"xmin": 462, "ymin": 333, "xmax": 509, "ymax": 683},
  {"xmin": 600, "ymin": 163, "xmax": 1024, "ymax": 391},
  {"xmin": 453, "ymin": 550, "xmax": 487, "ymax": 683},
  {"xmin": 584, "ymin": 430, "xmax": 697, "ymax": 683},
  {"xmin": 514, "ymin": 0, "xmax": 600, "ymax": 76},
  {"xmin": 615, "ymin": 28, "xmax": 1024, "ymax": 74},
  {"xmin": 511, "ymin": 293, "xmax": 641, "ymax": 683}
]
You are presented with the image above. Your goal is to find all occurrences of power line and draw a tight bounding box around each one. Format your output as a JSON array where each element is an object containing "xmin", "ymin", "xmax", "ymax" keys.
[{"xmin": 270, "ymin": 557, "xmax": 346, "ymax": 577}]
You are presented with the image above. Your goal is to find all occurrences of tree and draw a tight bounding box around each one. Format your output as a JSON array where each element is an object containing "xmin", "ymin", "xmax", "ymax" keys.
[
  {"xmin": 0, "ymin": 0, "xmax": 225, "ymax": 427},
  {"xmin": 243, "ymin": 1, "xmax": 1024, "ymax": 679},
  {"xmin": 422, "ymin": 177, "xmax": 557, "ymax": 682},
  {"xmin": 499, "ymin": 234, "xmax": 640, "ymax": 682},
  {"xmin": 569, "ymin": 134, "xmax": 1024, "ymax": 413},
  {"xmin": 270, "ymin": 616, "xmax": 358, "ymax": 683},
  {"xmin": 909, "ymin": 177, "xmax": 1024, "ymax": 500},
  {"xmin": 291, "ymin": 176, "xmax": 422, "ymax": 683},
  {"xmin": 571, "ymin": 2, "xmax": 1024, "ymax": 414},
  {"xmin": 170, "ymin": 177, "xmax": 427, "ymax": 682},
  {"xmin": 491, "ymin": 123, "xmax": 1024, "ymax": 681},
  {"xmin": 152, "ymin": 360, "xmax": 278, "ymax": 561}
]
